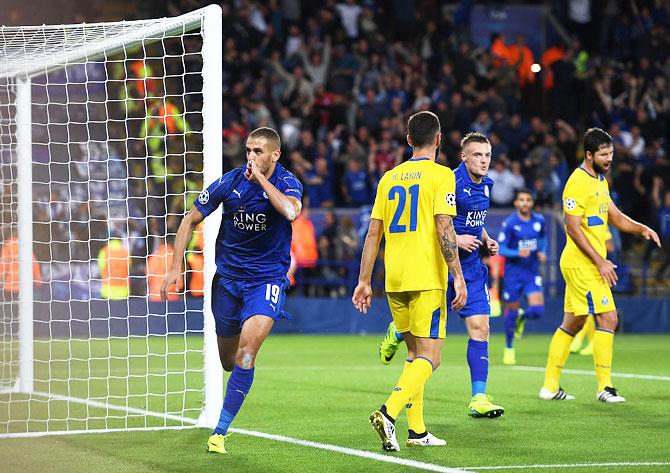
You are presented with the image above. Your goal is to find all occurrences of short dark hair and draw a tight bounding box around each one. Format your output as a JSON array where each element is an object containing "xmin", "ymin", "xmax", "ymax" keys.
[
  {"xmin": 460, "ymin": 132, "xmax": 490, "ymax": 151},
  {"xmin": 583, "ymin": 127, "xmax": 612, "ymax": 155},
  {"xmin": 407, "ymin": 111, "xmax": 440, "ymax": 148},
  {"xmin": 514, "ymin": 188, "xmax": 534, "ymax": 200},
  {"xmin": 248, "ymin": 127, "xmax": 281, "ymax": 151}
]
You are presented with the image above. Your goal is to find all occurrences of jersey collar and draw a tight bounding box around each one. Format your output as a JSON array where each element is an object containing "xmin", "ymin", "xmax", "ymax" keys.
[
  {"xmin": 578, "ymin": 166, "xmax": 604, "ymax": 181},
  {"xmin": 408, "ymin": 156, "xmax": 430, "ymax": 161}
]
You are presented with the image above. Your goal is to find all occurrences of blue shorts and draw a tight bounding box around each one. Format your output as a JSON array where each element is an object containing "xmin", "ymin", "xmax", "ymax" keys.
[
  {"xmin": 211, "ymin": 273, "xmax": 290, "ymax": 337},
  {"xmin": 503, "ymin": 273, "xmax": 543, "ymax": 303},
  {"xmin": 447, "ymin": 263, "xmax": 490, "ymax": 317}
]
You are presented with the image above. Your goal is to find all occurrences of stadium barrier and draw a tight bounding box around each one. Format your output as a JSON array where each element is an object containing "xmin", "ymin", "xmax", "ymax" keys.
[{"xmin": 29, "ymin": 293, "xmax": 670, "ymax": 337}]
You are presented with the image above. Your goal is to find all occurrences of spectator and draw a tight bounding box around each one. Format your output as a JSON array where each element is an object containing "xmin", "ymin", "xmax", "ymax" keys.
[
  {"xmin": 488, "ymin": 158, "xmax": 524, "ymax": 207},
  {"xmin": 335, "ymin": 0, "xmax": 362, "ymax": 40},
  {"xmin": 342, "ymin": 158, "xmax": 371, "ymax": 207},
  {"xmin": 304, "ymin": 157, "xmax": 335, "ymax": 208}
]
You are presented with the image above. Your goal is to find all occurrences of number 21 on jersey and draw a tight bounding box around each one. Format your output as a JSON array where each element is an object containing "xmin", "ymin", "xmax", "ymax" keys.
[{"xmin": 388, "ymin": 184, "xmax": 419, "ymax": 233}]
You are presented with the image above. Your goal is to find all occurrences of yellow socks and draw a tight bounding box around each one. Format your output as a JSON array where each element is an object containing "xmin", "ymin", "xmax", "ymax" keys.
[
  {"xmin": 385, "ymin": 357, "xmax": 433, "ymax": 420},
  {"xmin": 593, "ymin": 328, "xmax": 614, "ymax": 391},
  {"xmin": 406, "ymin": 380, "xmax": 425, "ymax": 434},
  {"xmin": 543, "ymin": 328, "xmax": 574, "ymax": 392},
  {"xmin": 583, "ymin": 315, "xmax": 596, "ymax": 342}
]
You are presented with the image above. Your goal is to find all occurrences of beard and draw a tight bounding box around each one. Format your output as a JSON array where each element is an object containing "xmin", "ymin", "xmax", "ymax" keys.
[{"xmin": 593, "ymin": 161, "xmax": 609, "ymax": 174}]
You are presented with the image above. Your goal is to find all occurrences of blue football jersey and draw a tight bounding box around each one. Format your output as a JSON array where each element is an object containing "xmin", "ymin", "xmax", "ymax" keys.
[
  {"xmin": 452, "ymin": 163, "xmax": 494, "ymax": 269},
  {"xmin": 498, "ymin": 212, "xmax": 547, "ymax": 277},
  {"xmin": 194, "ymin": 163, "xmax": 303, "ymax": 281}
]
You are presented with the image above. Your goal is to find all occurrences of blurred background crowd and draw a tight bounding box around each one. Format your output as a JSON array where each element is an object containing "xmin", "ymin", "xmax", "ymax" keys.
[{"xmin": 0, "ymin": 0, "xmax": 668, "ymax": 302}]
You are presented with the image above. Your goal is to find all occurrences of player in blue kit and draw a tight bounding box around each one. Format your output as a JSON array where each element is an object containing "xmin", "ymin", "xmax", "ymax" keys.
[
  {"xmin": 161, "ymin": 127, "xmax": 303, "ymax": 454},
  {"xmin": 379, "ymin": 132, "xmax": 505, "ymax": 418},
  {"xmin": 497, "ymin": 189, "xmax": 547, "ymax": 365}
]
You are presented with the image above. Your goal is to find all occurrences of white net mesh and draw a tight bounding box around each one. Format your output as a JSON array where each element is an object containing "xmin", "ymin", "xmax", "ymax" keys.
[{"xmin": 0, "ymin": 6, "xmax": 219, "ymax": 435}]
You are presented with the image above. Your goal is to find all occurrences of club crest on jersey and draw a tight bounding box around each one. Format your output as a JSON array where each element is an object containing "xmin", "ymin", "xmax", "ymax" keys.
[
  {"xmin": 198, "ymin": 190, "xmax": 209, "ymax": 205},
  {"xmin": 262, "ymin": 191, "xmax": 268, "ymax": 199},
  {"xmin": 565, "ymin": 198, "xmax": 576, "ymax": 210},
  {"xmin": 533, "ymin": 221, "xmax": 542, "ymax": 232},
  {"xmin": 446, "ymin": 192, "xmax": 456, "ymax": 207},
  {"xmin": 484, "ymin": 185, "xmax": 489, "ymax": 197}
]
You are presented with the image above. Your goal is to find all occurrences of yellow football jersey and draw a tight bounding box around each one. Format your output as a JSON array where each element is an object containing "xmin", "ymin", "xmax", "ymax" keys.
[
  {"xmin": 370, "ymin": 158, "xmax": 457, "ymax": 292},
  {"xmin": 560, "ymin": 167, "xmax": 612, "ymax": 269}
]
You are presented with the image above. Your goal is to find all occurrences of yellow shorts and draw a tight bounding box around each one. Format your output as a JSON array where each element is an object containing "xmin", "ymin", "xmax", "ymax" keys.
[
  {"xmin": 561, "ymin": 266, "xmax": 616, "ymax": 315},
  {"xmin": 386, "ymin": 289, "xmax": 446, "ymax": 339}
]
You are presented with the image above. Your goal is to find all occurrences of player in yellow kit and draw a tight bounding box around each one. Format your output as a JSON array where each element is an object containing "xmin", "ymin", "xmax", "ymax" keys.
[
  {"xmin": 540, "ymin": 128, "xmax": 660, "ymax": 402},
  {"xmin": 352, "ymin": 111, "xmax": 466, "ymax": 451}
]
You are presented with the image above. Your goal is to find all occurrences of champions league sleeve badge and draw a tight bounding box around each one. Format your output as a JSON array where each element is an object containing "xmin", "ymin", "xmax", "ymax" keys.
[{"xmin": 198, "ymin": 189, "xmax": 209, "ymax": 205}]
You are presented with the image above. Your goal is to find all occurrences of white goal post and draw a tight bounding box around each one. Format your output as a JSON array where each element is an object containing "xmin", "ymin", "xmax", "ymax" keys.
[{"xmin": 0, "ymin": 5, "xmax": 222, "ymax": 436}]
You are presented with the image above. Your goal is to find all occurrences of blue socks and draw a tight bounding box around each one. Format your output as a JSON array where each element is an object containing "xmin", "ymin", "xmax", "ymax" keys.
[
  {"xmin": 525, "ymin": 305, "xmax": 544, "ymax": 319},
  {"xmin": 504, "ymin": 308, "xmax": 519, "ymax": 349},
  {"xmin": 467, "ymin": 339, "xmax": 488, "ymax": 396},
  {"xmin": 212, "ymin": 364, "xmax": 255, "ymax": 435}
]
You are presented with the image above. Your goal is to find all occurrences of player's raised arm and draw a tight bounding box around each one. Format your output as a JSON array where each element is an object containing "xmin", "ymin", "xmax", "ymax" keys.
[
  {"xmin": 435, "ymin": 214, "xmax": 467, "ymax": 310},
  {"xmin": 161, "ymin": 206, "xmax": 205, "ymax": 301},
  {"xmin": 608, "ymin": 201, "xmax": 661, "ymax": 247},
  {"xmin": 247, "ymin": 159, "xmax": 302, "ymax": 222},
  {"xmin": 352, "ymin": 218, "xmax": 384, "ymax": 314}
]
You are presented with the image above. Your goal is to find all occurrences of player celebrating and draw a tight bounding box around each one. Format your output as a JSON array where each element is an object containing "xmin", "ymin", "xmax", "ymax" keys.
[
  {"xmin": 378, "ymin": 133, "xmax": 505, "ymax": 419},
  {"xmin": 353, "ymin": 111, "xmax": 466, "ymax": 451},
  {"xmin": 540, "ymin": 128, "xmax": 660, "ymax": 402},
  {"xmin": 161, "ymin": 127, "xmax": 303, "ymax": 453},
  {"xmin": 498, "ymin": 189, "xmax": 547, "ymax": 365}
]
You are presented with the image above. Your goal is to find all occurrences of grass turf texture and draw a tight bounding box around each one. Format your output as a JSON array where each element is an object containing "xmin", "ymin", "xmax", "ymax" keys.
[{"xmin": 1, "ymin": 334, "xmax": 669, "ymax": 473}]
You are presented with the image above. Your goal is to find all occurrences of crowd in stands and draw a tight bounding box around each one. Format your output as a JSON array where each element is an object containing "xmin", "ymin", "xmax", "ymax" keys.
[
  {"xmin": 206, "ymin": 0, "xmax": 669, "ymax": 290},
  {"xmin": 1, "ymin": 0, "xmax": 669, "ymax": 300}
]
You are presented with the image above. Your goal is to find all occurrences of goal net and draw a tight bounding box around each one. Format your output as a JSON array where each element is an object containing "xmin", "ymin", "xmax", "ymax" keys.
[{"xmin": 0, "ymin": 5, "xmax": 222, "ymax": 437}]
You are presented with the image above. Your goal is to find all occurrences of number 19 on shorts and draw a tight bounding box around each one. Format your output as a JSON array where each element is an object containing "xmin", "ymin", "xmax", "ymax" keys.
[{"xmin": 265, "ymin": 284, "xmax": 280, "ymax": 303}]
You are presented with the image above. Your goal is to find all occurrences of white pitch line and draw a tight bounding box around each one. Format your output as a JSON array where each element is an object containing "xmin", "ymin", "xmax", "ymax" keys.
[
  {"xmin": 511, "ymin": 366, "xmax": 670, "ymax": 381},
  {"xmin": 462, "ymin": 462, "xmax": 670, "ymax": 470},
  {"xmin": 3, "ymin": 394, "xmax": 668, "ymax": 473},
  {"xmin": 230, "ymin": 427, "xmax": 473, "ymax": 473},
  {"xmin": 0, "ymin": 393, "xmax": 471, "ymax": 472}
]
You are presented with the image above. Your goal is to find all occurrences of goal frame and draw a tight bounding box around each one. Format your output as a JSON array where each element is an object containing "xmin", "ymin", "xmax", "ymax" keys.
[{"xmin": 1, "ymin": 4, "xmax": 222, "ymax": 431}]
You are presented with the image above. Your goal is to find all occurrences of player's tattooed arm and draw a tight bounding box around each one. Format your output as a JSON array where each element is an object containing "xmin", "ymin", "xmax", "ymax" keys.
[
  {"xmin": 435, "ymin": 215, "xmax": 462, "ymax": 273},
  {"xmin": 435, "ymin": 214, "xmax": 467, "ymax": 311}
]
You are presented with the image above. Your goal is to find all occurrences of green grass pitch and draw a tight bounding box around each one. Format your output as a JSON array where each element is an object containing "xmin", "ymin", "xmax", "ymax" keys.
[{"xmin": 1, "ymin": 333, "xmax": 669, "ymax": 472}]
